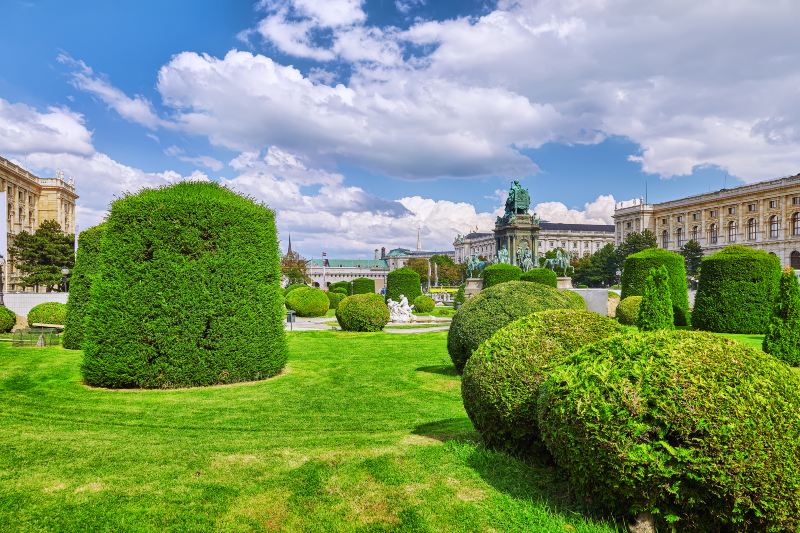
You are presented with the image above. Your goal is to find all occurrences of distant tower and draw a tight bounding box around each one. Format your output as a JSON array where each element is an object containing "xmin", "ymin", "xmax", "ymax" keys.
[
  {"xmin": 287, "ymin": 234, "xmax": 293, "ymax": 256},
  {"xmin": 416, "ymin": 226, "xmax": 422, "ymax": 251},
  {"xmin": 374, "ymin": 248, "xmax": 379, "ymax": 260},
  {"xmin": 381, "ymin": 247, "xmax": 386, "ymax": 259}
]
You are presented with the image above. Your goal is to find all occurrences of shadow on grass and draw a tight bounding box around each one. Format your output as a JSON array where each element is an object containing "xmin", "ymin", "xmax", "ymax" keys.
[
  {"xmin": 413, "ymin": 417, "xmax": 477, "ymax": 443},
  {"xmin": 415, "ymin": 365, "xmax": 458, "ymax": 377}
]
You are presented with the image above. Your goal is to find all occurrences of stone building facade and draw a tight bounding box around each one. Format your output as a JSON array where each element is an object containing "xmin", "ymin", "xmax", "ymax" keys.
[
  {"xmin": 0, "ymin": 156, "xmax": 78, "ymax": 291},
  {"xmin": 613, "ymin": 173, "xmax": 800, "ymax": 267}
]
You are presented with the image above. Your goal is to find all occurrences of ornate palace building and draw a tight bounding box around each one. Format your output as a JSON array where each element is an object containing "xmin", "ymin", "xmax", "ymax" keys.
[
  {"xmin": 0, "ymin": 156, "xmax": 78, "ymax": 291},
  {"xmin": 613, "ymin": 173, "xmax": 800, "ymax": 268}
]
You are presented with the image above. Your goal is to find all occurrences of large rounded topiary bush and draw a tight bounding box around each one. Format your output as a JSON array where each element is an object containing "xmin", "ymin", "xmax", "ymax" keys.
[
  {"xmin": 413, "ymin": 295, "xmax": 435, "ymax": 313},
  {"xmin": 336, "ymin": 293, "xmax": 390, "ymax": 332},
  {"xmin": 82, "ymin": 182, "xmax": 287, "ymax": 389},
  {"xmin": 329, "ymin": 281, "xmax": 351, "ymax": 295},
  {"xmin": 285, "ymin": 286, "xmax": 329, "ymax": 317},
  {"xmin": 615, "ymin": 296, "xmax": 642, "ymax": 325},
  {"xmin": 519, "ymin": 268, "xmax": 557, "ymax": 287},
  {"xmin": 447, "ymin": 281, "xmax": 584, "ymax": 374},
  {"xmin": 351, "ymin": 277, "xmax": 375, "ymax": 295},
  {"xmin": 63, "ymin": 224, "xmax": 105, "ymax": 349},
  {"xmin": 620, "ymin": 248, "xmax": 689, "ymax": 325},
  {"xmin": 0, "ymin": 306, "xmax": 16, "ymax": 333},
  {"xmin": 28, "ymin": 302, "xmax": 67, "ymax": 326},
  {"xmin": 283, "ymin": 283, "xmax": 307, "ymax": 296},
  {"xmin": 385, "ymin": 267, "xmax": 421, "ymax": 303},
  {"xmin": 692, "ymin": 245, "xmax": 781, "ymax": 333},
  {"xmin": 482, "ymin": 263, "xmax": 522, "ymax": 288},
  {"xmin": 538, "ymin": 330, "xmax": 800, "ymax": 531},
  {"xmin": 462, "ymin": 309, "xmax": 623, "ymax": 452}
]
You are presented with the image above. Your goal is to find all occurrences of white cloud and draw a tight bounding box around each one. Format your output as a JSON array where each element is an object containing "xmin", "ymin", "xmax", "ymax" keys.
[
  {"xmin": 164, "ymin": 145, "xmax": 224, "ymax": 171},
  {"xmin": 535, "ymin": 194, "xmax": 616, "ymax": 225},
  {"xmin": 0, "ymin": 98, "xmax": 93, "ymax": 156}
]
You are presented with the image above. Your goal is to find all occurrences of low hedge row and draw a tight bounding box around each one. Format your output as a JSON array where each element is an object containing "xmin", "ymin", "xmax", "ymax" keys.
[
  {"xmin": 482, "ymin": 264, "xmax": 522, "ymax": 288},
  {"xmin": 520, "ymin": 268, "xmax": 557, "ymax": 287}
]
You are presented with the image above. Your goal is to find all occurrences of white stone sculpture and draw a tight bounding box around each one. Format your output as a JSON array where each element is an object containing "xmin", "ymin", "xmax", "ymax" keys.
[{"xmin": 387, "ymin": 294, "xmax": 413, "ymax": 323}]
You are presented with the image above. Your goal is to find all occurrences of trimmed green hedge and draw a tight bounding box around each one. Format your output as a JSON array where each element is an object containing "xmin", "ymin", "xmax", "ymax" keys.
[
  {"xmin": 538, "ymin": 330, "xmax": 800, "ymax": 530},
  {"xmin": 336, "ymin": 293, "xmax": 390, "ymax": 332},
  {"xmin": 329, "ymin": 281, "xmax": 351, "ymax": 295},
  {"xmin": 413, "ymin": 295, "xmax": 435, "ymax": 313},
  {"xmin": 386, "ymin": 267, "xmax": 421, "ymax": 303},
  {"xmin": 0, "ymin": 306, "xmax": 16, "ymax": 333},
  {"xmin": 351, "ymin": 277, "xmax": 375, "ymax": 294},
  {"xmin": 285, "ymin": 286, "xmax": 329, "ymax": 317},
  {"xmin": 615, "ymin": 296, "xmax": 642, "ymax": 325},
  {"xmin": 447, "ymin": 281, "xmax": 585, "ymax": 374},
  {"xmin": 621, "ymin": 248, "xmax": 689, "ymax": 325},
  {"xmin": 482, "ymin": 264, "xmax": 522, "ymax": 288},
  {"xmin": 82, "ymin": 182, "xmax": 287, "ymax": 389},
  {"xmin": 326, "ymin": 291, "xmax": 346, "ymax": 311},
  {"xmin": 454, "ymin": 284, "xmax": 466, "ymax": 305},
  {"xmin": 636, "ymin": 266, "xmax": 673, "ymax": 331},
  {"xmin": 763, "ymin": 268, "xmax": 800, "ymax": 365},
  {"xmin": 520, "ymin": 268, "xmax": 557, "ymax": 287},
  {"xmin": 562, "ymin": 289, "xmax": 587, "ymax": 310},
  {"xmin": 693, "ymin": 245, "xmax": 781, "ymax": 333},
  {"xmin": 28, "ymin": 302, "xmax": 67, "ymax": 326},
  {"xmin": 462, "ymin": 310, "xmax": 623, "ymax": 453},
  {"xmin": 63, "ymin": 224, "xmax": 105, "ymax": 349},
  {"xmin": 284, "ymin": 283, "xmax": 307, "ymax": 296}
]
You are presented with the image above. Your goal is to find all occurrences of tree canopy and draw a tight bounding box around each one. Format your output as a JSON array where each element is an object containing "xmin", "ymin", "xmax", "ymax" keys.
[{"xmin": 9, "ymin": 219, "xmax": 74, "ymax": 291}]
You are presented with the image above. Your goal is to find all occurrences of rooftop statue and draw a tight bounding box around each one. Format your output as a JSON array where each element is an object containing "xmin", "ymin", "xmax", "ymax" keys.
[{"xmin": 497, "ymin": 180, "xmax": 531, "ymax": 226}]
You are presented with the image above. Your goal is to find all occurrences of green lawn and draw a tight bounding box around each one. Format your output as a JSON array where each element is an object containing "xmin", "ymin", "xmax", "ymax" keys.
[{"xmin": 0, "ymin": 331, "xmax": 622, "ymax": 532}]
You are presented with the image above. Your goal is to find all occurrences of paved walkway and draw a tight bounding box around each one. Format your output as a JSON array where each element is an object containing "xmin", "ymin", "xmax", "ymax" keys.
[{"xmin": 286, "ymin": 316, "xmax": 450, "ymax": 333}]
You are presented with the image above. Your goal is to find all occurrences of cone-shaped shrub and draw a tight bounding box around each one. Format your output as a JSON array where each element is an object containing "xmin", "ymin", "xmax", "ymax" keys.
[
  {"xmin": 63, "ymin": 224, "xmax": 105, "ymax": 349},
  {"xmin": 621, "ymin": 248, "xmax": 689, "ymax": 325},
  {"xmin": 351, "ymin": 277, "xmax": 375, "ymax": 294},
  {"xmin": 636, "ymin": 266, "xmax": 673, "ymax": 331},
  {"xmin": 28, "ymin": 302, "xmax": 67, "ymax": 325},
  {"xmin": 519, "ymin": 268, "xmax": 557, "ymax": 287},
  {"xmin": 763, "ymin": 268, "xmax": 800, "ymax": 365},
  {"xmin": 82, "ymin": 182, "xmax": 287, "ymax": 389},
  {"xmin": 482, "ymin": 263, "xmax": 522, "ymax": 288},
  {"xmin": 386, "ymin": 267, "xmax": 421, "ymax": 303},
  {"xmin": 0, "ymin": 306, "xmax": 16, "ymax": 333},
  {"xmin": 285, "ymin": 286, "xmax": 329, "ymax": 317}
]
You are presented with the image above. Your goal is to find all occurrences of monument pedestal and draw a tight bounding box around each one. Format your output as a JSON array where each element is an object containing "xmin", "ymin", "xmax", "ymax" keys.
[
  {"xmin": 556, "ymin": 277, "xmax": 573, "ymax": 289},
  {"xmin": 465, "ymin": 278, "xmax": 483, "ymax": 297}
]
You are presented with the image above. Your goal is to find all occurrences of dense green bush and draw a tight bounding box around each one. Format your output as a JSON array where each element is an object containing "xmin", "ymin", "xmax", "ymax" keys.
[
  {"xmin": 615, "ymin": 296, "xmax": 642, "ymax": 325},
  {"xmin": 454, "ymin": 284, "xmax": 466, "ymax": 305},
  {"xmin": 562, "ymin": 289, "xmax": 587, "ymax": 310},
  {"xmin": 385, "ymin": 267, "xmax": 421, "ymax": 303},
  {"xmin": 0, "ymin": 306, "xmax": 16, "ymax": 333},
  {"xmin": 332, "ymin": 287, "xmax": 348, "ymax": 296},
  {"xmin": 351, "ymin": 277, "xmax": 375, "ymax": 294},
  {"xmin": 636, "ymin": 266, "xmax": 673, "ymax": 331},
  {"xmin": 763, "ymin": 268, "xmax": 800, "ymax": 365},
  {"xmin": 447, "ymin": 281, "xmax": 584, "ymax": 374},
  {"xmin": 28, "ymin": 302, "xmax": 67, "ymax": 326},
  {"xmin": 329, "ymin": 281, "xmax": 351, "ymax": 295},
  {"xmin": 327, "ymin": 291, "xmax": 346, "ymax": 311},
  {"xmin": 285, "ymin": 286, "xmax": 329, "ymax": 317},
  {"xmin": 413, "ymin": 295, "xmax": 435, "ymax": 313},
  {"xmin": 693, "ymin": 245, "xmax": 781, "ymax": 333},
  {"xmin": 82, "ymin": 182, "xmax": 287, "ymax": 389},
  {"xmin": 621, "ymin": 248, "xmax": 689, "ymax": 325},
  {"xmin": 482, "ymin": 264, "xmax": 522, "ymax": 288},
  {"xmin": 538, "ymin": 331, "xmax": 800, "ymax": 530},
  {"xmin": 63, "ymin": 224, "xmax": 105, "ymax": 349},
  {"xmin": 519, "ymin": 268, "xmax": 557, "ymax": 287},
  {"xmin": 284, "ymin": 283, "xmax": 307, "ymax": 296},
  {"xmin": 462, "ymin": 310, "xmax": 623, "ymax": 452},
  {"xmin": 336, "ymin": 293, "xmax": 390, "ymax": 332}
]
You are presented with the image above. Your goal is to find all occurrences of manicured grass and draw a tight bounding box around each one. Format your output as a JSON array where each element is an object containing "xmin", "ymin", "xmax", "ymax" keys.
[
  {"xmin": 413, "ymin": 307, "xmax": 456, "ymax": 318},
  {"xmin": 385, "ymin": 323, "xmax": 450, "ymax": 329},
  {"xmin": 718, "ymin": 332, "xmax": 764, "ymax": 350},
  {"xmin": 0, "ymin": 331, "xmax": 622, "ymax": 532}
]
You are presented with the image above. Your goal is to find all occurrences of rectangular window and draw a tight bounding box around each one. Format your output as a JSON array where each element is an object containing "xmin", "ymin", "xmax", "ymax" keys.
[
  {"xmin": 728, "ymin": 207, "xmax": 736, "ymax": 215},
  {"xmin": 626, "ymin": 221, "xmax": 632, "ymax": 229},
  {"xmin": 692, "ymin": 212, "xmax": 698, "ymax": 221},
  {"xmin": 677, "ymin": 215, "xmax": 683, "ymax": 222},
  {"xmin": 661, "ymin": 218, "xmax": 667, "ymax": 224},
  {"xmin": 748, "ymin": 203, "xmax": 757, "ymax": 212},
  {"xmin": 770, "ymin": 199, "xmax": 778, "ymax": 209},
  {"xmin": 710, "ymin": 210, "xmax": 717, "ymax": 218},
  {"xmin": 794, "ymin": 197, "xmax": 800, "ymax": 206}
]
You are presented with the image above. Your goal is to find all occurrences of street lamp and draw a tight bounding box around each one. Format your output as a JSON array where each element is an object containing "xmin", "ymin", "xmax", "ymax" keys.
[
  {"xmin": 0, "ymin": 254, "xmax": 5, "ymax": 307},
  {"xmin": 61, "ymin": 267, "xmax": 70, "ymax": 292}
]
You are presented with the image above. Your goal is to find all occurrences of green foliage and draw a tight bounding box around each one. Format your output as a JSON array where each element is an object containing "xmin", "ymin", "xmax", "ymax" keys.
[
  {"xmin": 326, "ymin": 291, "xmax": 346, "ymax": 311},
  {"xmin": 454, "ymin": 284, "xmax": 466, "ymax": 305},
  {"xmin": 351, "ymin": 277, "xmax": 375, "ymax": 294},
  {"xmin": 621, "ymin": 248, "xmax": 689, "ymax": 325},
  {"xmin": 614, "ymin": 230, "xmax": 657, "ymax": 271},
  {"xmin": 285, "ymin": 286, "xmax": 330, "ymax": 317},
  {"xmin": 63, "ymin": 224, "xmax": 105, "ymax": 349},
  {"xmin": 693, "ymin": 245, "xmax": 781, "ymax": 333},
  {"xmin": 572, "ymin": 243, "xmax": 618, "ymax": 287},
  {"xmin": 482, "ymin": 264, "xmax": 522, "ymax": 288},
  {"xmin": 615, "ymin": 296, "xmax": 642, "ymax": 325},
  {"xmin": 81, "ymin": 182, "xmax": 287, "ymax": 389},
  {"xmin": 562, "ymin": 290, "xmax": 587, "ymax": 310},
  {"xmin": 329, "ymin": 281, "xmax": 351, "ymax": 295},
  {"xmin": 636, "ymin": 266, "xmax": 674, "ymax": 331},
  {"xmin": 447, "ymin": 281, "xmax": 585, "ymax": 374},
  {"xmin": 9, "ymin": 219, "xmax": 75, "ymax": 291},
  {"xmin": 763, "ymin": 269, "xmax": 800, "ymax": 365},
  {"xmin": 386, "ymin": 267, "xmax": 422, "ymax": 303},
  {"xmin": 335, "ymin": 293, "xmax": 390, "ymax": 332},
  {"xmin": 462, "ymin": 310, "xmax": 623, "ymax": 452},
  {"xmin": 413, "ymin": 295, "xmax": 435, "ymax": 313},
  {"xmin": 519, "ymin": 268, "xmax": 557, "ymax": 287},
  {"xmin": 430, "ymin": 253, "xmax": 465, "ymax": 285},
  {"xmin": 0, "ymin": 306, "xmax": 16, "ymax": 333},
  {"xmin": 284, "ymin": 283, "xmax": 308, "ymax": 296},
  {"xmin": 332, "ymin": 287, "xmax": 348, "ymax": 295},
  {"xmin": 679, "ymin": 239, "xmax": 703, "ymax": 277},
  {"xmin": 538, "ymin": 330, "xmax": 800, "ymax": 530},
  {"xmin": 27, "ymin": 302, "xmax": 67, "ymax": 325}
]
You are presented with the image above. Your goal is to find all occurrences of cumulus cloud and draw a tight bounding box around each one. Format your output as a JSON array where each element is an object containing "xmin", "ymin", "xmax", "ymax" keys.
[
  {"xmin": 535, "ymin": 194, "xmax": 616, "ymax": 225},
  {"xmin": 0, "ymin": 98, "xmax": 93, "ymax": 156},
  {"xmin": 164, "ymin": 145, "xmax": 224, "ymax": 171}
]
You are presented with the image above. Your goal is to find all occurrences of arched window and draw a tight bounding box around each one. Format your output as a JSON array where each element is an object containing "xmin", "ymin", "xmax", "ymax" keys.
[
  {"xmin": 662, "ymin": 230, "xmax": 669, "ymax": 248},
  {"xmin": 709, "ymin": 223, "xmax": 718, "ymax": 244},
  {"xmin": 691, "ymin": 225, "xmax": 699, "ymax": 241},
  {"xmin": 747, "ymin": 218, "xmax": 756, "ymax": 241},
  {"xmin": 770, "ymin": 215, "xmax": 780, "ymax": 238},
  {"xmin": 793, "ymin": 212, "xmax": 800, "ymax": 236},
  {"xmin": 676, "ymin": 227, "xmax": 683, "ymax": 248},
  {"xmin": 792, "ymin": 251, "xmax": 800, "ymax": 269},
  {"xmin": 728, "ymin": 221, "xmax": 737, "ymax": 243}
]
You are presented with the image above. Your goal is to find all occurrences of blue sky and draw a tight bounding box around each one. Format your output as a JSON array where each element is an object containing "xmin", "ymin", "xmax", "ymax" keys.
[{"xmin": 1, "ymin": 0, "xmax": 796, "ymax": 257}]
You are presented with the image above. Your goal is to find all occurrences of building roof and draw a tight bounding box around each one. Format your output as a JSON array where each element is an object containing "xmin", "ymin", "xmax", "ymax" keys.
[
  {"xmin": 540, "ymin": 222, "xmax": 615, "ymax": 233},
  {"xmin": 465, "ymin": 232, "xmax": 492, "ymax": 239},
  {"xmin": 308, "ymin": 259, "xmax": 388, "ymax": 269},
  {"xmin": 385, "ymin": 248, "xmax": 413, "ymax": 257}
]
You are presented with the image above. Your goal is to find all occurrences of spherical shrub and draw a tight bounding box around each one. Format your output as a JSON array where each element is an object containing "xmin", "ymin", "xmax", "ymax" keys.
[
  {"xmin": 462, "ymin": 310, "xmax": 623, "ymax": 452},
  {"xmin": 329, "ymin": 281, "xmax": 351, "ymax": 295},
  {"xmin": 693, "ymin": 245, "xmax": 781, "ymax": 333},
  {"xmin": 413, "ymin": 295, "xmax": 435, "ymax": 313},
  {"xmin": 284, "ymin": 283, "xmax": 307, "ymax": 296},
  {"xmin": 538, "ymin": 330, "xmax": 800, "ymax": 531},
  {"xmin": 63, "ymin": 223, "xmax": 105, "ymax": 349},
  {"xmin": 28, "ymin": 302, "xmax": 67, "ymax": 326},
  {"xmin": 336, "ymin": 293, "xmax": 390, "ymax": 332},
  {"xmin": 351, "ymin": 277, "xmax": 375, "ymax": 294},
  {"xmin": 332, "ymin": 287, "xmax": 348, "ymax": 295},
  {"xmin": 482, "ymin": 263, "xmax": 522, "ymax": 288},
  {"xmin": 447, "ymin": 281, "xmax": 584, "ymax": 373},
  {"xmin": 0, "ymin": 306, "xmax": 16, "ymax": 333},
  {"xmin": 285, "ymin": 286, "xmax": 329, "ymax": 317},
  {"xmin": 519, "ymin": 268, "xmax": 557, "ymax": 287},
  {"xmin": 386, "ymin": 267, "xmax": 421, "ymax": 303},
  {"xmin": 615, "ymin": 296, "xmax": 642, "ymax": 325},
  {"xmin": 562, "ymin": 289, "xmax": 587, "ymax": 309},
  {"xmin": 621, "ymin": 248, "xmax": 689, "ymax": 325},
  {"xmin": 327, "ymin": 290, "xmax": 345, "ymax": 310},
  {"xmin": 82, "ymin": 182, "xmax": 287, "ymax": 389}
]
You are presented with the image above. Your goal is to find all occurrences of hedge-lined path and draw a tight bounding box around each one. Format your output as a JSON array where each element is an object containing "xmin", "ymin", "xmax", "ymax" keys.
[
  {"xmin": 384, "ymin": 325, "xmax": 450, "ymax": 334},
  {"xmin": 0, "ymin": 331, "xmax": 622, "ymax": 532}
]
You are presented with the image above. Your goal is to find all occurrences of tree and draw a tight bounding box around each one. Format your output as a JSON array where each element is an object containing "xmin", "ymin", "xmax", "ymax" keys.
[
  {"xmin": 680, "ymin": 239, "xmax": 703, "ymax": 277},
  {"xmin": 9, "ymin": 219, "xmax": 74, "ymax": 291},
  {"xmin": 406, "ymin": 258, "xmax": 430, "ymax": 285},
  {"xmin": 636, "ymin": 265, "xmax": 674, "ymax": 331},
  {"xmin": 763, "ymin": 267, "xmax": 800, "ymax": 366},
  {"xmin": 614, "ymin": 229, "xmax": 657, "ymax": 270},
  {"xmin": 572, "ymin": 243, "xmax": 618, "ymax": 287},
  {"xmin": 281, "ymin": 255, "xmax": 310, "ymax": 284},
  {"xmin": 430, "ymin": 254, "xmax": 465, "ymax": 285}
]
